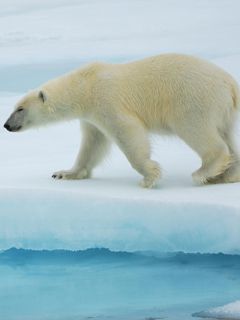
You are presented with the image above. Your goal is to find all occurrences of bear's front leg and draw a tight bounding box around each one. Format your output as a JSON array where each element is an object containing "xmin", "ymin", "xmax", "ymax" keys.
[
  {"xmin": 106, "ymin": 113, "xmax": 161, "ymax": 188},
  {"xmin": 52, "ymin": 121, "xmax": 110, "ymax": 181}
]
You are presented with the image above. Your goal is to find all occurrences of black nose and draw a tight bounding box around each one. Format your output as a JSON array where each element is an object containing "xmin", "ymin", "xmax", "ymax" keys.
[{"xmin": 4, "ymin": 123, "xmax": 11, "ymax": 131}]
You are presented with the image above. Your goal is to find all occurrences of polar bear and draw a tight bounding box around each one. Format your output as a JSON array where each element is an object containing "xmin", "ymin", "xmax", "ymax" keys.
[{"xmin": 4, "ymin": 54, "xmax": 240, "ymax": 188}]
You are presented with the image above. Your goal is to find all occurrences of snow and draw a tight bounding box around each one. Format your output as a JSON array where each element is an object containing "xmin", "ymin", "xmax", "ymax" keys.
[{"xmin": 194, "ymin": 300, "xmax": 240, "ymax": 319}]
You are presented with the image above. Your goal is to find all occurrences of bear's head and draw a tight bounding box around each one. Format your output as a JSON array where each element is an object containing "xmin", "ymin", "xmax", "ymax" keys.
[
  {"xmin": 4, "ymin": 89, "xmax": 52, "ymax": 132},
  {"xmin": 4, "ymin": 66, "xmax": 94, "ymax": 132}
]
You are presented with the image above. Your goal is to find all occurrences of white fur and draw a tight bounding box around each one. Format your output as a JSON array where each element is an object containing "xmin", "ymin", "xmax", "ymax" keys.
[{"xmin": 10, "ymin": 54, "xmax": 240, "ymax": 188}]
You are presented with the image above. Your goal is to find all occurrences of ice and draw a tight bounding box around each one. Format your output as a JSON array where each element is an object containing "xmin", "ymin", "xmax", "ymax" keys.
[
  {"xmin": 0, "ymin": 0, "xmax": 240, "ymax": 253},
  {"xmin": 1, "ymin": 0, "xmax": 240, "ymax": 319},
  {"xmin": 194, "ymin": 300, "xmax": 240, "ymax": 319}
]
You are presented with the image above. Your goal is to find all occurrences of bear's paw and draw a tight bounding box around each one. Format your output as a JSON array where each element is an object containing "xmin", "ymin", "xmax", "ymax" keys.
[{"xmin": 52, "ymin": 168, "xmax": 90, "ymax": 180}]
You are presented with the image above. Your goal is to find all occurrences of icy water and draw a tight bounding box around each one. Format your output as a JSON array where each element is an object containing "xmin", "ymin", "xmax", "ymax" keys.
[{"xmin": 0, "ymin": 248, "xmax": 239, "ymax": 320}]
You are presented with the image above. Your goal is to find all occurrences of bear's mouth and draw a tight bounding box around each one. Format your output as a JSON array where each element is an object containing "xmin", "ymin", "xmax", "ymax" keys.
[{"xmin": 4, "ymin": 125, "xmax": 22, "ymax": 132}]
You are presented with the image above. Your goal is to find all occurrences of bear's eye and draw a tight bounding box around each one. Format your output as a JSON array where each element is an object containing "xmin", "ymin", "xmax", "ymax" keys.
[{"xmin": 17, "ymin": 107, "xmax": 24, "ymax": 112}]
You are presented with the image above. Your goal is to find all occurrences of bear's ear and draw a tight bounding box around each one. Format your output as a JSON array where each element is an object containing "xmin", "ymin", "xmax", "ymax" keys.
[{"xmin": 38, "ymin": 90, "xmax": 47, "ymax": 103}]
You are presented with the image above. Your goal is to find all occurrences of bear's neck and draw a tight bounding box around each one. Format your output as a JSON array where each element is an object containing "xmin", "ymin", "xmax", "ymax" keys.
[{"xmin": 44, "ymin": 72, "xmax": 93, "ymax": 121}]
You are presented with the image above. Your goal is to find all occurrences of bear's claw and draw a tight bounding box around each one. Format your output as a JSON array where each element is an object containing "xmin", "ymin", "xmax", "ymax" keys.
[{"xmin": 52, "ymin": 174, "xmax": 62, "ymax": 179}]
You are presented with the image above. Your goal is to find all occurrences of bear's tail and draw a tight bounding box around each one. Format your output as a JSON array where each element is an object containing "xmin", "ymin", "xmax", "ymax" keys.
[{"xmin": 231, "ymin": 79, "xmax": 240, "ymax": 109}]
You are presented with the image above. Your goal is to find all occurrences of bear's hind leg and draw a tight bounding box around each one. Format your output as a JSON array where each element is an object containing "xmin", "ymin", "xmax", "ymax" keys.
[
  {"xmin": 52, "ymin": 121, "xmax": 111, "ymax": 180},
  {"xmin": 192, "ymin": 144, "xmax": 232, "ymax": 185},
  {"xmin": 176, "ymin": 126, "xmax": 232, "ymax": 184},
  {"xmin": 212, "ymin": 129, "xmax": 240, "ymax": 184}
]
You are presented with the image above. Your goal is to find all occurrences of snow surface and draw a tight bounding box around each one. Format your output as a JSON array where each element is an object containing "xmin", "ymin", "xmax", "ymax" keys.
[
  {"xmin": 194, "ymin": 300, "xmax": 240, "ymax": 319},
  {"xmin": 0, "ymin": 0, "xmax": 240, "ymax": 254},
  {"xmin": 0, "ymin": 0, "xmax": 240, "ymax": 66}
]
